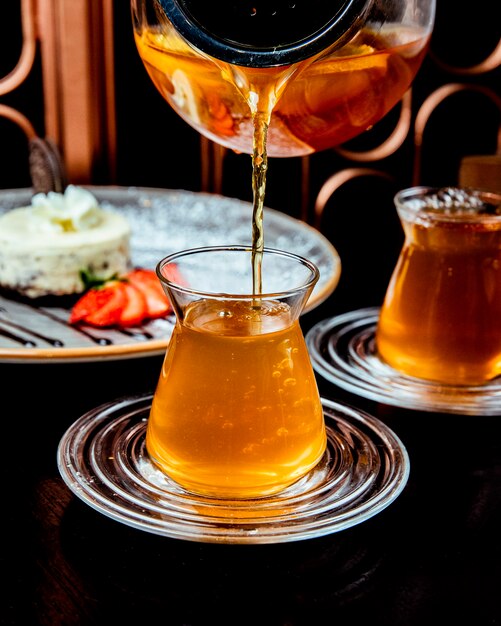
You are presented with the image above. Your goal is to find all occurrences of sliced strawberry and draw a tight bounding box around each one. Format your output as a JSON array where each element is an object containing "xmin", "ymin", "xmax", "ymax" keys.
[
  {"xmin": 70, "ymin": 282, "xmax": 127, "ymax": 327},
  {"xmin": 119, "ymin": 282, "xmax": 147, "ymax": 327},
  {"xmin": 69, "ymin": 266, "xmax": 186, "ymax": 328},
  {"xmin": 126, "ymin": 268, "xmax": 172, "ymax": 319}
]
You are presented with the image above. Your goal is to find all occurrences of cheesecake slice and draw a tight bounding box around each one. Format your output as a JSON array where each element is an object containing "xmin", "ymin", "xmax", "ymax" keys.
[{"xmin": 0, "ymin": 186, "xmax": 131, "ymax": 298}]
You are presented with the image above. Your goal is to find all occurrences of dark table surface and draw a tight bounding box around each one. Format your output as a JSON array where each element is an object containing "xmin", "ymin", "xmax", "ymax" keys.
[{"xmin": 2, "ymin": 299, "xmax": 501, "ymax": 626}]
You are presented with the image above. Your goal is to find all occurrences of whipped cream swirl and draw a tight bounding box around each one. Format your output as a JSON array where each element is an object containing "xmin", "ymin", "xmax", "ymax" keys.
[{"xmin": 29, "ymin": 185, "xmax": 103, "ymax": 233}]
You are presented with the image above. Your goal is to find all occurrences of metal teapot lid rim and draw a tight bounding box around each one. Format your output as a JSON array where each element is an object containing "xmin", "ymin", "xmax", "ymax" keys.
[{"xmin": 158, "ymin": 0, "xmax": 371, "ymax": 67}]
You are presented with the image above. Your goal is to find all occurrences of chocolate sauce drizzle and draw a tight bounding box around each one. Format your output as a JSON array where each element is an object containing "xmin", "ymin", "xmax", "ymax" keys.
[
  {"xmin": 0, "ymin": 307, "xmax": 63, "ymax": 346},
  {"xmin": 0, "ymin": 295, "xmax": 172, "ymax": 351},
  {"xmin": 37, "ymin": 307, "xmax": 114, "ymax": 346}
]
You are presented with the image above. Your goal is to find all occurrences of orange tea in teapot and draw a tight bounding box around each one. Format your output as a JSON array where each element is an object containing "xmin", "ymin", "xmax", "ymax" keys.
[
  {"xmin": 132, "ymin": 0, "xmax": 434, "ymax": 296},
  {"xmin": 134, "ymin": 24, "xmax": 430, "ymax": 157}
]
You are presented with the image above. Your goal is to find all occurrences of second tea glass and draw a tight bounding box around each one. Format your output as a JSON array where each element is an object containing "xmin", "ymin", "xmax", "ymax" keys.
[
  {"xmin": 376, "ymin": 186, "xmax": 501, "ymax": 386},
  {"xmin": 146, "ymin": 245, "xmax": 326, "ymax": 499}
]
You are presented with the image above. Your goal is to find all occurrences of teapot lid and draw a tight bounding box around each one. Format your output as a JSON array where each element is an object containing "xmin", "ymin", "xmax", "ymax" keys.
[{"xmin": 158, "ymin": 0, "xmax": 372, "ymax": 67}]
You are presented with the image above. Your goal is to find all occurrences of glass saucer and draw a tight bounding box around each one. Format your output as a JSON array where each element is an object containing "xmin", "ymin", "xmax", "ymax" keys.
[
  {"xmin": 57, "ymin": 393, "xmax": 409, "ymax": 545},
  {"xmin": 306, "ymin": 307, "xmax": 501, "ymax": 416}
]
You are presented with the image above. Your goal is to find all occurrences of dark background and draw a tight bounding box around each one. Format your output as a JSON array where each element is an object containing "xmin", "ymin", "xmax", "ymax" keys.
[{"xmin": 1, "ymin": 4, "xmax": 501, "ymax": 626}]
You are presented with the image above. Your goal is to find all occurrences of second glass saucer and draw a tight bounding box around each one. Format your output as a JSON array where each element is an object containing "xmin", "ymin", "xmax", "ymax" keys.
[
  {"xmin": 306, "ymin": 307, "xmax": 501, "ymax": 416},
  {"xmin": 57, "ymin": 393, "xmax": 409, "ymax": 545}
]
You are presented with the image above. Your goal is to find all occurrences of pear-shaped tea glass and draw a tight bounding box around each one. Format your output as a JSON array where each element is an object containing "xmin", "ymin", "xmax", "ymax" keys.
[
  {"xmin": 376, "ymin": 186, "xmax": 501, "ymax": 386},
  {"xmin": 146, "ymin": 246, "xmax": 326, "ymax": 499}
]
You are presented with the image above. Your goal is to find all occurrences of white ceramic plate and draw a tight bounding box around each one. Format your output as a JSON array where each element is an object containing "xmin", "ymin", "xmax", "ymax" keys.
[{"xmin": 0, "ymin": 186, "xmax": 340, "ymax": 363}]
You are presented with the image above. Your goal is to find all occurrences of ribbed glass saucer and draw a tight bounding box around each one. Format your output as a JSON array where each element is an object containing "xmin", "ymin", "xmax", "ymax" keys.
[
  {"xmin": 57, "ymin": 393, "xmax": 409, "ymax": 544},
  {"xmin": 306, "ymin": 307, "xmax": 501, "ymax": 416}
]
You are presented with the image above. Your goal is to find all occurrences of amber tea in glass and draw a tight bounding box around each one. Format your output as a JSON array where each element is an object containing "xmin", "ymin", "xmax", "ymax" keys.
[
  {"xmin": 376, "ymin": 187, "xmax": 501, "ymax": 386},
  {"xmin": 146, "ymin": 246, "xmax": 326, "ymax": 499}
]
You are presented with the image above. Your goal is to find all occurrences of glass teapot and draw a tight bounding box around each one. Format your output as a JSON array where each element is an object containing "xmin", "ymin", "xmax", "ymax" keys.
[{"xmin": 131, "ymin": 0, "xmax": 436, "ymax": 157}]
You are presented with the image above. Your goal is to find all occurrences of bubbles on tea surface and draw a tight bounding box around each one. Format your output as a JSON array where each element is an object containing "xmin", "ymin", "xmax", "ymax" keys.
[
  {"xmin": 258, "ymin": 300, "xmax": 291, "ymax": 316},
  {"xmin": 188, "ymin": 298, "xmax": 295, "ymax": 335},
  {"xmin": 411, "ymin": 187, "xmax": 501, "ymax": 216}
]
